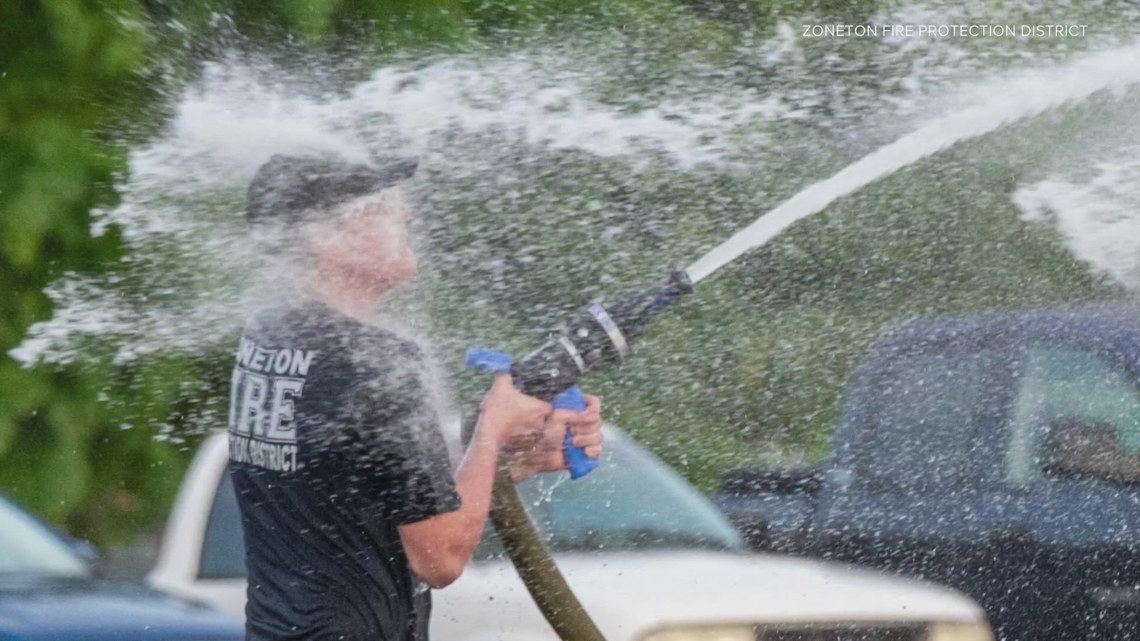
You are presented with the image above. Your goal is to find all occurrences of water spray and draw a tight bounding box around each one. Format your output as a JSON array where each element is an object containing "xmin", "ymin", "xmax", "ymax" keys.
[{"xmin": 462, "ymin": 42, "xmax": 1140, "ymax": 641}]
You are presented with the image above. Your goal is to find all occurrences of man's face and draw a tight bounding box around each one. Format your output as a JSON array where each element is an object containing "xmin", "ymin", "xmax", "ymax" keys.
[{"xmin": 308, "ymin": 187, "xmax": 418, "ymax": 296}]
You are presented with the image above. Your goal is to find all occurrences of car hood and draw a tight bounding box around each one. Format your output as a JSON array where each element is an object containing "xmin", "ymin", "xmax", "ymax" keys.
[
  {"xmin": 0, "ymin": 577, "xmax": 243, "ymax": 641},
  {"xmin": 431, "ymin": 550, "xmax": 986, "ymax": 641}
]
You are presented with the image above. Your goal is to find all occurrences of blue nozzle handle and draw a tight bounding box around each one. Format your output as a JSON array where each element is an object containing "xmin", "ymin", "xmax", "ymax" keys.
[
  {"xmin": 464, "ymin": 348, "xmax": 514, "ymax": 374},
  {"xmin": 465, "ymin": 348, "xmax": 598, "ymax": 479},
  {"xmin": 551, "ymin": 384, "xmax": 598, "ymax": 479}
]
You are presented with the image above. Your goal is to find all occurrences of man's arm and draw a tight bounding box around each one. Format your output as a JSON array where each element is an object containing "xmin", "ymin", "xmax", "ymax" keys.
[{"xmin": 397, "ymin": 374, "xmax": 548, "ymax": 588}]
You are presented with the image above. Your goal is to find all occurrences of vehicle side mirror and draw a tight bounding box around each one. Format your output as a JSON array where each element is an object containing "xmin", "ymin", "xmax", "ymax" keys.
[{"xmin": 720, "ymin": 467, "xmax": 821, "ymax": 495}]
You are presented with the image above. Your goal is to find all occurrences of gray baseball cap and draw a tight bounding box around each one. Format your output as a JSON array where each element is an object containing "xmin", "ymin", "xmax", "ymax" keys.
[{"xmin": 245, "ymin": 153, "xmax": 418, "ymax": 228}]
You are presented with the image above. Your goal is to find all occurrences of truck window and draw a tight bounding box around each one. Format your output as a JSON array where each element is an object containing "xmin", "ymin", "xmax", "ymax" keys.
[
  {"xmin": 199, "ymin": 470, "xmax": 247, "ymax": 579},
  {"xmin": 860, "ymin": 348, "xmax": 992, "ymax": 491},
  {"xmin": 1006, "ymin": 346, "xmax": 1140, "ymax": 485}
]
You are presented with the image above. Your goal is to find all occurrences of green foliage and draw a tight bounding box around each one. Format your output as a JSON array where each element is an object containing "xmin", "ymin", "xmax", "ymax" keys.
[{"xmin": 0, "ymin": 0, "xmax": 152, "ymax": 538}]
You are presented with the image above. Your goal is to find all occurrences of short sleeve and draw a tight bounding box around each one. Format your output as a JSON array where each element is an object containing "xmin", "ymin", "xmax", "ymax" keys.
[{"xmin": 337, "ymin": 336, "xmax": 461, "ymax": 525}]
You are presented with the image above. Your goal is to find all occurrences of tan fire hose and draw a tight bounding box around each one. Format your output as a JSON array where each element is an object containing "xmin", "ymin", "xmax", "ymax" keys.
[{"xmin": 464, "ymin": 414, "xmax": 607, "ymax": 641}]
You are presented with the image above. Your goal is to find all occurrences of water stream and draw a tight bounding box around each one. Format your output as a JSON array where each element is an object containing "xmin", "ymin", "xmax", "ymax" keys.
[{"xmin": 685, "ymin": 42, "xmax": 1140, "ymax": 284}]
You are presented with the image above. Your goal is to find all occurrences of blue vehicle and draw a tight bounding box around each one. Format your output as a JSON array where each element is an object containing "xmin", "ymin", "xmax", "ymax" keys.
[
  {"xmin": 0, "ymin": 492, "xmax": 243, "ymax": 641},
  {"xmin": 715, "ymin": 301, "xmax": 1140, "ymax": 641}
]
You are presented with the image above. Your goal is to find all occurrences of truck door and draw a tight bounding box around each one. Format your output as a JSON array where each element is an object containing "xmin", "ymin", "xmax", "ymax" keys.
[
  {"xmin": 813, "ymin": 318, "xmax": 1140, "ymax": 641},
  {"xmin": 810, "ymin": 328, "xmax": 1034, "ymax": 639},
  {"xmin": 996, "ymin": 332, "xmax": 1140, "ymax": 641}
]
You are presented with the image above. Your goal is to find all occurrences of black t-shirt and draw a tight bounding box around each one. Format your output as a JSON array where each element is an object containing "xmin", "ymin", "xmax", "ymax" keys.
[{"xmin": 227, "ymin": 302, "xmax": 461, "ymax": 641}]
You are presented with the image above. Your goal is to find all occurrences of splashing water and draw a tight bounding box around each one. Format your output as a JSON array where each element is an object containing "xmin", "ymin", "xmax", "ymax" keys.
[
  {"xmin": 685, "ymin": 42, "xmax": 1140, "ymax": 285},
  {"xmin": 12, "ymin": 55, "xmax": 776, "ymax": 366},
  {"xmin": 15, "ymin": 27, "xmax": 1140, "ymax": 369},
  {"xmin": 347, "ymin": 59, "xmax": 783, "ymax": 167},
  {"xmin": 1014, "ymin": 146, "xmax": 1140, "ymax": 289},
  {"xmin": 532, "ymin": 472, "xmax": 571, "ymax": 506}
]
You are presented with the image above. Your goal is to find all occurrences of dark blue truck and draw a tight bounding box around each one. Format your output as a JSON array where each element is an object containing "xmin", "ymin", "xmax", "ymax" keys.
[{"xmin": 715, "ymin": 301, "xmax": 1140, "ymax": 641}]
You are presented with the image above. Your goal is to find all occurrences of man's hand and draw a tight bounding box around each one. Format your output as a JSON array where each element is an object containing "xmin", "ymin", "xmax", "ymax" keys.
[
  {"xmin": 505, "ymin": 394, "xmax": 604, "ymax": 483},
  {"xmin": 478, "ymin": 373, "xmax": 554, "ymax": 446}
]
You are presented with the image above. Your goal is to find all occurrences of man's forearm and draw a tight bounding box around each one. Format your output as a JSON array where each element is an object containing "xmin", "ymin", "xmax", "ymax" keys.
[
  {"xmin": 398, "ymin": 414, "xmax": 505, "ymax": 588},
  {"xmin": 448, "ymin": 415, "xmax": 508, "ymax": 552}
]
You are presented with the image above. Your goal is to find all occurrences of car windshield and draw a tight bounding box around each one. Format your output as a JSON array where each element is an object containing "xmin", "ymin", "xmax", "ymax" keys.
[
  {"xmin": 200, "ymin": 427, "xmax": 746, "ymax": 579},
  {"xmin": 473, "ymin": 428, "xmax": 746, "ymax": 559},
  {"xmin": 0, "ymin": 495, "xmax": 89, "ymax": 579}
]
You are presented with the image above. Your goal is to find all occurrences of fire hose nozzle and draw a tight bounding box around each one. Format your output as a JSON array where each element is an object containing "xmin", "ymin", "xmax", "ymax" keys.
[
  {"xmin": 465, "ymin": 268, "xmax": 695, "ymax": 478},
  {"xmin": 465, "ymin": 348, "xmax": 598, "ymax": 479}
]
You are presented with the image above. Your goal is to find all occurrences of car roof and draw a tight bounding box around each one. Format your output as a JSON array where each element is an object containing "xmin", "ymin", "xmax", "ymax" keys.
[{"xmin": 869, "ymin": 298, "xmax": 1140, "ymax": 353}]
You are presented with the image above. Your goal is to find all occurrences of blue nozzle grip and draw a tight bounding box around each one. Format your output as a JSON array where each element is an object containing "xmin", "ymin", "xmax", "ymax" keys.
[
  {"xmin": 465, "ymin": 348, "xmax": 514, "ymax": 374},
  {"xmin": 464, "ymin": 348, "xmax": 598, "ymax": 479},
  {"xmin": 552, "ymin": 385, "xmax": 598, "ymax": 480}
]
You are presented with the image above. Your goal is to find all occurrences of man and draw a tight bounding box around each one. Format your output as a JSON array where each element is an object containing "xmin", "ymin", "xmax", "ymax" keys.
[{"xmin": 228, "ymin": 153, "xmax": 604, "ymax": 641}]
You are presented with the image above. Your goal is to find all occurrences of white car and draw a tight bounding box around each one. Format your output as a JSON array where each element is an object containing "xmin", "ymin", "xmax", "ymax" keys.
[{"xmin": 149, "ymin": 426, "xmax": 993, "ymax": 641}]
